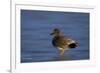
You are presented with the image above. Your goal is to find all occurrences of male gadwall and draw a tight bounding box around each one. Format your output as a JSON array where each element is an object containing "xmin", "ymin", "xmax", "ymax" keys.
[{"xmin": 50, "ymin": 28, "xmax": 78, "ymax": 56}]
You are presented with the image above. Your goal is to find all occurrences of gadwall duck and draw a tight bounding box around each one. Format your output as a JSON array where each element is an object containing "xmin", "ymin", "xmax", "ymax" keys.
[{"xmin": 50, "ymin": 28, "xmax": 78, "ymax": 56}]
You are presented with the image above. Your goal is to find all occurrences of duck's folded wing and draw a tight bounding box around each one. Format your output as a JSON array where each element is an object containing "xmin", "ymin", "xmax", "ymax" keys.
[{"xmin": 52, "ymin": 36, "xmax": 72, "ymax": 47}]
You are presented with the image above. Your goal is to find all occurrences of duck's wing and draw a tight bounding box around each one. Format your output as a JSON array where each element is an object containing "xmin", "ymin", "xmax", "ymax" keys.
[{"xmin": 52, "ymin": 35, "xmax": 72, "ymax": 48}]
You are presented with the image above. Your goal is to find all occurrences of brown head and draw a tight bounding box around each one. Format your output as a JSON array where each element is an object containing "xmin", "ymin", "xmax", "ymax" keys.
[{"xmin": 50, "ymin": 28, "xmax": 61, "ymax": 36}]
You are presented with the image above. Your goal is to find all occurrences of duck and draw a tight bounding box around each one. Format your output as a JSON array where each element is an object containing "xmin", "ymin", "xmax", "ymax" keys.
[{"xmin": 50, "ymin": 28, "xmax": 78, "ymax": 56}]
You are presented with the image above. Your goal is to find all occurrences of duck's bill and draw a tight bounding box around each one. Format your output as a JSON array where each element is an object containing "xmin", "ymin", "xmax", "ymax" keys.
[{"xmin": 50, "ymin": 32, "xmax": 54, "ymax": 35}]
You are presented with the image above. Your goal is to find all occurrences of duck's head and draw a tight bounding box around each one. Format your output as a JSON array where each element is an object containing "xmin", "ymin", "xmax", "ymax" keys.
[{"xmin": 50, "ymin": 28, "xmax": 61, "ymax": 36}]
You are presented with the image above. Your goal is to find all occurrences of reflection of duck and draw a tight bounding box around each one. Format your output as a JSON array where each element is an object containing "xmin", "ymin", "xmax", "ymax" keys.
[{"xmin": 50, "ymin": 28, "xmax": 78, "ymax": 56}]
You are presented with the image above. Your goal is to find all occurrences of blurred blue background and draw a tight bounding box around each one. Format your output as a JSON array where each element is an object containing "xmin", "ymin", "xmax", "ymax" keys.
[{"xmin": 21, "ymin": 10, "xmax": 89, "ymax": 63}]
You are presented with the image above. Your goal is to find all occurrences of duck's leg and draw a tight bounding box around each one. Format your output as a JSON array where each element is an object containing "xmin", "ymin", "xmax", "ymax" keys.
[
  {"xmin": 60, "ymin": 49, "xmax": 65, "ymax": 56},
  {"xmin": 57, "ymin": 47, "xmax": 65, "ymax": 56}
]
